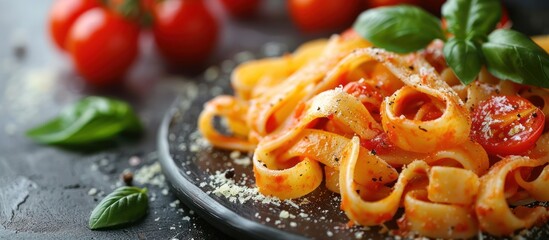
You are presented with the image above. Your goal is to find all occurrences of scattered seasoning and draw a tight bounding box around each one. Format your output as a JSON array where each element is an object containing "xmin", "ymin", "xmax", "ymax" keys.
[
  {"xmin": 234, "ymin": 51, "xmax": 255, "ymax": 63},
  {"xmin": 88, "ymin": 188, "xmax": 98, "ymax": 196},
  {"xmin": 370, "ymin": 149, "xmax": 377, "ymax": 155},
  {"xmin": 129, "ymin": 156, "xmax": 141, "ymax": 166},
  {"xmin": 203, "ymin": 66, "xmax": 220, "ymax": 82},
  {"xmin": 279, "ymin": 210, "xmax": 290, "ymax": 218},
  {"xmin": 418, "ymin": 126, "xmax": 428, "ymax": 132},
  {"xmin": 209, "ymin": 170, "xmax": 282, "ymax": 205},
  {"xmin": 224, "ymin": 168, "xmax": 235, "ymax": 179},
  {"xmin": 169, "ymin": 200, "xmax": 180, "ymax": 208},
  {"xmin": 14, "ymin": 44, "xmax": 25, "ymax": 60},
  {"xmin": 134, "ymin": 162, "xmax": 165, "ymax": 187},
  {"xmin": 121, "ymin": 170, "xmax": 134, "ymax": 186}
]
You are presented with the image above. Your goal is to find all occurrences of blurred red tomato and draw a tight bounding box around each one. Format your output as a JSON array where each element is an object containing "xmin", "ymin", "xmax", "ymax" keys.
[
  {"xmin": 66, "ymin": 8, "xmax": 140, "ymax": 86},
  {"xmin": 153, "ymin": 0, "xmax": 219, "ymax": 66},
  {"xmin": 219, "ymin": 0, "xmax": 260, "ymax": 19},
  {"xmin": 497, "ymin": 5, "xmax": 512, "ymax": 29},
  {"xmin": 365, "ymin": 0, "xmax": 421, "ymax": 8},
  {"xmin": 49, "ymin": 0, "xmax": 99, "ymax": 50},
  {"xmin": 362, "ymin": 0, "xmax": 446, "ymax": 16},
  {"xmin": 419, "ymin": 0, "xmax": 445, "ymax": 15},
  {"xmin": 288, "ymin": 0, "xmax": 361, "ymax": 33}
]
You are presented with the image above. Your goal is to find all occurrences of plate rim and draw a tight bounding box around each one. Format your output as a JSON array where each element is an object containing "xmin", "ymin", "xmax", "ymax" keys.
[{"xmin": 157, "ymin": 97, "xmax": 308, "ymax": 240}]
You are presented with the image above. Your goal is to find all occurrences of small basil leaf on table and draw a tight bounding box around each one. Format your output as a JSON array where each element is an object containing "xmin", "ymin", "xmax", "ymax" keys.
[
  {"xmin": 353, "ymin": 5, "xmax": 445, "ymax": 53},
  {"xmin": 89, "ymin": 186, "xmax": 148, "ymax": 230},
  {"xmin": 26, "ymin": 96, "xmax": 142, "ymax": 145},
  {"xmin": 443, "ymin": 38, "xmax": 483, "ymax": 85},
  {"xmin": 482, "ymin": 29, "xmax": 549, "ymax": 88},
  {"xmin": 442, "ymin": 0, "xmax": 501, "ymax": 40}
]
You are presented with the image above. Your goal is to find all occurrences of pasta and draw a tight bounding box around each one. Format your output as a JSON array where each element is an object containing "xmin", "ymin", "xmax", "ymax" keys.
[{"xmin": 198, "ymin": 31, "xmax": 549, "ymax": 238}]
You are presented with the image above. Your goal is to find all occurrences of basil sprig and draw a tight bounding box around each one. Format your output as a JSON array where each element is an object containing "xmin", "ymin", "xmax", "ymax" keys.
[
  {"xmin": 89, "ymin": 186, "xmax": 149, "ymax": 230},
  {"xmin": 353, "ymin": 0, "xmax": 549, "ymax": 87},
  {"xmin": 26, "ymin": 96, "xmax": 142, "ymax": 146},
  {"xmin": 443, "ymin": 38, "xmax": 483, "ymax": 84},
  {"xmin": 442, "ymin": 0, "xmax": 501, "ymax": 41},
  {"xmin": 353, "ymin": 5, "xmax": 445, "ymax": 53},
  {"xmin": 483, "ymin": 29, "xmax": 549, "ymax": 88}
]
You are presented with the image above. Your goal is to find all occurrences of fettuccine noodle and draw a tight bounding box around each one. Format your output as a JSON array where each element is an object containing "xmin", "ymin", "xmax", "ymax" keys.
[{"xmin": 198, "ymin": 32, "xmax": 549, "ymax": 238}]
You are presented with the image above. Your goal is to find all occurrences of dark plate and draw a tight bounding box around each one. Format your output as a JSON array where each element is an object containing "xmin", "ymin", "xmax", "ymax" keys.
[
  {"xmin": 156, "ymin": 56, "xmax": 392, "ymax": 239},
  {"xmin": 157, "ymin": 56, "xmax": 549, "ymax": 240}
]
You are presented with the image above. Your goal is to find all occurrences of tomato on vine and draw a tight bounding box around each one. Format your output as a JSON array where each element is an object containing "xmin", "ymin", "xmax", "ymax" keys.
[
  {"xmin": 218, "ymin": 0, "xmax": 260, "ymax": 19},
  {"xmin": 365, "ymin": 0, "xmax": 421, "ymax": 9},
  {"xmin": 288, "ymin": 0, "xmax": 361, "ymax": 33},
  {"xmin": 66, "ymin": 8, "xmax": 140, "ymax": 86},
  {"xmin": 152, "ymin": 0, "xmax": 219, "ymax": 67},
  {"xmin": 49, "ymin": 0, "xmax": 100, "ymax": 50}
]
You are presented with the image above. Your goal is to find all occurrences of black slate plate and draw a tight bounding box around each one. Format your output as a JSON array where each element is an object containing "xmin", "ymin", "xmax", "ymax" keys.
[
  {"xmin": 156, "ymin": 57, "xmax": 393, "ymax": 239},
  {"xmin": 157, "ymin": 56, "xmax": 549, "ymax": 240}
]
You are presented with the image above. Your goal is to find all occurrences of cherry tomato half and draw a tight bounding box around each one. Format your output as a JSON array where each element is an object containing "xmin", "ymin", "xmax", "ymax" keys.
[
  {"xmin": 288, "ymin": 0, "xmax": 361, "ymax": 33},
  {"xmin": 218, "ymin": 0, "xmax": 260, "ymax": 19},
  {"xmin": 471, "ymin": 95, "xmax": 545, "ymax": 156},
  {"xmin": 153, "ymin": 0, "xmax": 219, "ymax": 67},
  {"xmin": 343, "ymin": 81, "xmax": 384, "ymax": 114},
  {"xmin": 49, "ymin": 0, "xmax": 100, "ymax": 50},
  {"xmin": 360, "ymin": 132, "xmax": 394, "ymax": 155},
  {"xmin": 66, "ymin": 8, "xmax": 140, "ymax": 86}
]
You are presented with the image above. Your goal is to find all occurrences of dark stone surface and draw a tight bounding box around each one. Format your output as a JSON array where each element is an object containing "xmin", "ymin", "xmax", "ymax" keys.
[
  {"xmin": 0, "ymin": 0, "xmax": 310, "ymax": 239},
  {"xmin": 1, "ymin": 0, "xmax": 547, "ymax": 239}
]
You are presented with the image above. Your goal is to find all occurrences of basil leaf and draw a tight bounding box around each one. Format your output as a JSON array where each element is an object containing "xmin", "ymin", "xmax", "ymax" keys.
[
  {"xmin": 482, "ymin": 29, "xmax": 549, "ymax": 88},
  {"xmin": 442, "ymin": 0, "xmax": 501, "ymax": 41},
  {"xmin": 26, "ymin": 96, "xmax": 142, "ymax": 145},
  {"xmin": 443, "ymin": 38, "xmax": 483, "ymax": 85},
  {"xmin": 353, "ymin": 5, "xmax": 445, "ymax": 53},
  {"xmin": 89, "ymin": 186, "xmax": 148, "ymax": 230}
]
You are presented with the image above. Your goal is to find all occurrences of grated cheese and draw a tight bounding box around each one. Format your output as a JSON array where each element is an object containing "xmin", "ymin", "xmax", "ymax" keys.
[
  {"xmin": 208, "ymin": 170, "xmax": 281, "ymax": 205},
  {"xmin": 134, "ymin": 162, "xmax": 165, "ymax": 187},
  {"xmin": 279, "ymin": 210, "xmax": 290, "ymax": 219}
]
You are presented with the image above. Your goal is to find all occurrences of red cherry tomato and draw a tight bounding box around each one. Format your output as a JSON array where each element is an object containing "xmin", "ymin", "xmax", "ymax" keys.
[
  {"xmin": 360, "ymin": 132, "xmax": 395, "ymax": 155},
  {"xmin": 419, "ymin": 0, "xmax": 446, "ymax": 16},
  {"xmin": 218, "ymin": 0, "xmax": 260, "ymax": 19},
  {"xmin": 421, "ymin": 40, "xmax": 446, "ymax": 73},
  {"xmin": 471, "ymin": 95, "xmax": 545, "ymax": 156},
  {"xmin": 343, "ymin": 81, "xmax": 384, "ymax": 114},
  {"xmin": 497, "ymin": 5, "xmax": 512, "ymax": 29},
  {"xmin": 48, "ymin": 0, "xmax": 99, "ymax": 50},
  {"xmin": 288, "ymin": 0, "xmax": 361, "ymax": 33},
  {"xmin": 365, "ymin": 0, "xmax": 421, "ymax": 9},
  {"xmin": 153, "ymin": 0, "xmax": 219, "ymax": 67},
  {"xmin": 66, "ymin": 8, "xmax": 140, "ymax": 86}
]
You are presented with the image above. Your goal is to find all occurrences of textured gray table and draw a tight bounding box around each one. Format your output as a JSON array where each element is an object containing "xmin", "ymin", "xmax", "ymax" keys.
[
  {"xmin": 1, "ymin": 0, "xmax": 547, "ymax": 239},
  {"xmin": 0, "ymin": 0, "xmax": 312, "ymax": 239}
]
